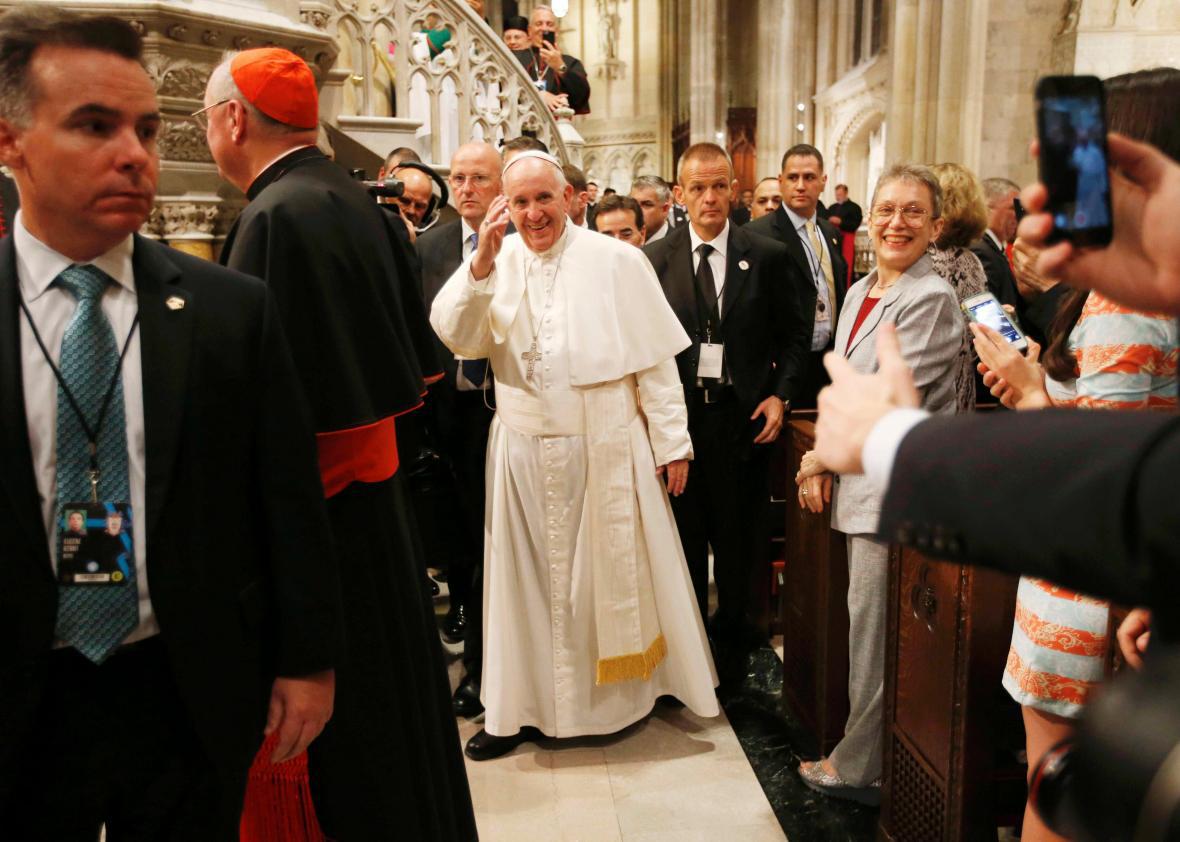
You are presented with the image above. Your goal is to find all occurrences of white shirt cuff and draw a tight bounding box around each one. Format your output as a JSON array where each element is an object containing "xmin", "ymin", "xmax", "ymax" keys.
[{"xmin": 862, "ymin": 408, "xmax": 930, "ymax": 493}]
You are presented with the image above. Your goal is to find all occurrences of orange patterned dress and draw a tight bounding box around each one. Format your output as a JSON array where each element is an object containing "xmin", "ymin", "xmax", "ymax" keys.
[{"xmin": 1003, "ymin": 292, "xmax": 1178, "ymax": 717}]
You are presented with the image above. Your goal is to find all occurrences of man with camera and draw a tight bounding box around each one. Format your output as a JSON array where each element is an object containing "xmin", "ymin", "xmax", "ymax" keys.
[{"xmin": 512, "ymin": 4, "xmax": 590, "ymax": 114}]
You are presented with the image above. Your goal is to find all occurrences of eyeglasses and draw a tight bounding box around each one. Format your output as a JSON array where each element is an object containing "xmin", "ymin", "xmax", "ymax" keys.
[
  {"xmin": 190, "ymin": 99, "xmax": 230, "ymax": 131},
  {"xmin": 870, "ymin": 204, "xmax": 933, "ymax": 226},
  {"xmin": 449, "ymin": 174, "xmax": 494, "ymax": 189}
]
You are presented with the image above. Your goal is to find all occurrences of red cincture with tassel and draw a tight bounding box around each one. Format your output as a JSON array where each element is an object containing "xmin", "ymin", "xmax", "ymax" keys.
[{"xmin": 239, "ymin": 732, "xmax": 327, "ymax": 842}]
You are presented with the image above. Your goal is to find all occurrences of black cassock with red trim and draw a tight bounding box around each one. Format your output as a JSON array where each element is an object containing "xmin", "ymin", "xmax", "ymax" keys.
[{"xmin": 221, "ymin": 146, "xmax": 476, "ymax": 842}]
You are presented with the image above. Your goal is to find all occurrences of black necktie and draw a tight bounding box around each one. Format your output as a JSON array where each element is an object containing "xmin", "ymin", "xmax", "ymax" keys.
[{"xmin": 695, "ymin": 244, "xmax": 719, "ymax": 331}]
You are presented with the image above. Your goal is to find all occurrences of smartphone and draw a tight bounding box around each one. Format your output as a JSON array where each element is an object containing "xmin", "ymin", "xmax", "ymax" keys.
[
  {"xmin": 961, "ymin": 292, "xmax": 1029, "ymax": 352},
  {"xmin": 1035, "ymin": 75, "xmax": 1113, "ymax": 247},
  {"xmin": 542, "ymin": 31, "xmax": 556, "ymax": 47},
  {"xmin": 1013, "ymin": 196, "xmax": 1026, "ymax": 224}
]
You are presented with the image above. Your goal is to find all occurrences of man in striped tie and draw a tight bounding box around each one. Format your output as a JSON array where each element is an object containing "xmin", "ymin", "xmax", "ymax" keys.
[{"xmin": 0, "ymin": 8, "xmax": 341, "ymax": 839}]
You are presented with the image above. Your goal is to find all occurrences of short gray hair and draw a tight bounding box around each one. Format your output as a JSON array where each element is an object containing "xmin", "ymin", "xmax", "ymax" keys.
[
  {"xmin": 630, "ymin": 175, "xmax": 671, "ymax": 202},
  {"xmin": 871, "ymin": 163, "xmax": 943, "ymax": 219},
  {"xmin": 981, "ymin": 177, "xmax": 1021, "ymax": 204},
  {"xmin": 530, "ymin": 4, "xmax": 556, "ymax": 24}
]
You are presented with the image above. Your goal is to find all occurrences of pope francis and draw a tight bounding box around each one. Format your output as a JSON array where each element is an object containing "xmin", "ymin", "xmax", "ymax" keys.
[{"xmin": 430, "ymin": 152, "xmax": 719, "ymax": 760}]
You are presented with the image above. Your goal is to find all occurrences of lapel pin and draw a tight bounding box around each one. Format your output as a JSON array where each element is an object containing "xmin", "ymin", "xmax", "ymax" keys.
[
  {"xmin": 165, "ymin": 295, "xmax": 186, "ymax": 311},
  {"xmin": 738, "ymin": 259, "xmax": 749, "ymax": 271}
]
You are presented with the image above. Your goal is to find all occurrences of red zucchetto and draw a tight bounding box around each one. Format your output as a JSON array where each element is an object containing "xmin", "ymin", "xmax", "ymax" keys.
[{"xmin": 230, "ymin": 48, "xmax": 318, "ymax": 129}]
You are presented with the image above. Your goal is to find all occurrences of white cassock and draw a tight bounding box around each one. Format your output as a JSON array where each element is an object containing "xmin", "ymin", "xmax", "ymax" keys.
[{"xmin": 431, "ymin": 224, "xmax": 720, "ymax": 738}]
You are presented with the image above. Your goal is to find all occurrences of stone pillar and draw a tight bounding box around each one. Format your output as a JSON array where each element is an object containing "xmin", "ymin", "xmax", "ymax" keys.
[
  {"xmin": 552, "ymin": 106, "xmax": 585, "ymax": 167},
  {"xmin": 815, "ymin": 1, "xmax": 836, "ymax": 92},
  {"xmin": 689, "ymin": 0, "xmax": 722, "ymax": 144},
  {"xmin": 977, "ymin": 0, "xmax": 1076, "ymax": 185},
  {"xmin": 886, "ymin": 0, "xmax": 920, "ymax": 164},
  {"xmin": 755, "ymin": 0, "xmax": 797, "ymax": 176},
  {"xmin": 795, "ymin": 0, "xmax": 818, "ymax": 141},
  {"xmin": 148, "ymin": 196, "xmax": 223, "ymax": 262}
]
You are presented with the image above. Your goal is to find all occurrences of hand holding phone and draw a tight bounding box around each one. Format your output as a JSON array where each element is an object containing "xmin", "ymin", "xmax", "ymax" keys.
[
  {"xmin": 961, "ymin": 291, "xmax": 1029, "ymax": 352},
  {"xmin": 970, "ymin": 322, "xmax": 1049, "ymax": 410},
  {"xmin": 1035, "ymin": 75, "xmax": 1114, "ymax": 247}
]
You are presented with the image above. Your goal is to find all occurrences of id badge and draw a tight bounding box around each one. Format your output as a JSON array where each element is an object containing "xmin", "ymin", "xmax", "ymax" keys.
[
  {"xmin": 697, "ymin": 342, "xmax": 724, "ymax": 379},
  {"xmin": 814, "ymin": 295, "xmax": 830, "ymax": 325},
  {"xmin": 59, "ymin": 502, "xmax": 134, "ymax": 585},
  {"xmin": 532, "ymin": 78, "xmax": 547, "ymax": 93}
]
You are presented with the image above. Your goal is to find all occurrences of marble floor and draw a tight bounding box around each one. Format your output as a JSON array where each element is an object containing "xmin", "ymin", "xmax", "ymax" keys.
[{"xmin": 439, "ymin": 572, "xmax": 879, "ymax": 842}]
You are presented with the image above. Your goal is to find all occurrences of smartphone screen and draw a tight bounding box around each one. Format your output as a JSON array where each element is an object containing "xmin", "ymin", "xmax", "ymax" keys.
[
  {"xmin": 542, "ymin": 31, "xmax": 556, "ymax": 46},
  {"xmin": 965, "ymin": 296, "xmax": 1026, "ymax": 347},
  {"xmin": 1035, "ymin": 76, "xmax": 1113, "ymax": 247}
]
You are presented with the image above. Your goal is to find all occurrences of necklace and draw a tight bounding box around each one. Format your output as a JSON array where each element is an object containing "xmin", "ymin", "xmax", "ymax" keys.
[{"xmin": 521, "ymin": 236, "xmax": 567, "ymax": 383}]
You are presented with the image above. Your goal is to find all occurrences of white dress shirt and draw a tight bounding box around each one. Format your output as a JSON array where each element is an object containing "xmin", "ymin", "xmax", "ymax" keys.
[
  {"xmin": 785, "ymin": 205, "xmax": 836, "ymax": 351},
  {"xmin": 983, "ymin": 228, "xmax": 1005, "ymax": 253},
  {"xmin": 861, "ymin": 408, "xmax": 931, "ymax": 494},
  {"xmin": 645, "ymin": 218, "xmax": 671, "ymax": 244},
  {"xmin": 454, "ymin": 218, "xmax": 492, "ymax": 392},
  {"xmin": 15, "ymin": 212, "xmax": 157, "ymax": 645},
  {"xmin": 687, "ymin": 220, "xmax": 730, "ymax": 309}
]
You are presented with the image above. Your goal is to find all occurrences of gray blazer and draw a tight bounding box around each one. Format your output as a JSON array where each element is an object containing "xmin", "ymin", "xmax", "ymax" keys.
[{"xmin": 830, "ymin": 253, "xmax": 965, "ymax": 535}]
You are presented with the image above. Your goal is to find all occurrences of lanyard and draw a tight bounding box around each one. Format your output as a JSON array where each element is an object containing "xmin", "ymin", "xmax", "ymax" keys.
[{"xmin": 19, "ymin": 294, "xmax": 139, "ymax": 502}]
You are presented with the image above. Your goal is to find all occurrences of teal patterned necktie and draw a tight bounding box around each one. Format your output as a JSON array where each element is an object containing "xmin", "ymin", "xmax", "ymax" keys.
[{"xmin": 53, "ymin": 264, "xmax": 138, "ymax": 664}]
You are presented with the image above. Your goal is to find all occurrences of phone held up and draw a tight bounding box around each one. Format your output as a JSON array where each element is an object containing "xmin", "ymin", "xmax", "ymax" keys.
[
  {"xmin": 541, "ymin": 31, "xmax": 557, "ymax": 47},
  {"xmin": 961, "ymin": 291, "xmax": 1030, "ymax": 353},
  {"xmin": 1035, "ymin": 75, "xmax": 1114, "ymax": 247}
]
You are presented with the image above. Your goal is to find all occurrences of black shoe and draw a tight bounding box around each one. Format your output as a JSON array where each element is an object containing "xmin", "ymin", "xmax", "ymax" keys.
[
  {"xmin": 464, "ymin": 726, "xmax": 541, "ymax": 761},
  {"xmin": 452, "ymin": 673, "xmax": 484, "ymax": 718},
  {"xmin": 443, "ymin": 603, "xmax": 467, "ymax": 643}
]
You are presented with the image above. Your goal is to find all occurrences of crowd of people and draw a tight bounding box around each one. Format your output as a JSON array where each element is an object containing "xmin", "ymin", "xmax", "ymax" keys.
[{"xmin": 1, "ymin": 4, "xmax": 1178, "ymax": 841}]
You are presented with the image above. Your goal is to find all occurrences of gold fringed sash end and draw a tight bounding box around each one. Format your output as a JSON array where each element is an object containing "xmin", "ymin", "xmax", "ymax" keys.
[{"xmin": 595, "ymin": 634, "xmax": 668, "ymax": 686}]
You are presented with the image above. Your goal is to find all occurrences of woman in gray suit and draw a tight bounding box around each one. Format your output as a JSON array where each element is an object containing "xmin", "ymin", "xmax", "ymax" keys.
[{"xmin": 794, "ymin": 163, "xmax": 966, "ymax": 805}]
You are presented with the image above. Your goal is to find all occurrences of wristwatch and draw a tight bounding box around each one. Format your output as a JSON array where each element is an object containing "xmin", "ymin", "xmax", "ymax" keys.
[{"xmin": 555, "ymin": 63, "xmax": 566, "ymax": 74}]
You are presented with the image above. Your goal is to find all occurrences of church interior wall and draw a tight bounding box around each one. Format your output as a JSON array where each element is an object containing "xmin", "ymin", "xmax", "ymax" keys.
[{"xmin": 21, "ymin": 0, "xmax": 1179, "ymax": 241}]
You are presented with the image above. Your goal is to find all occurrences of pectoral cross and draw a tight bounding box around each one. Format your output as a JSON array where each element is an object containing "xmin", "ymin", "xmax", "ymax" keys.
[{"xmin": 521, "ymin": 341, "xmax": 542, "ymax": 382}]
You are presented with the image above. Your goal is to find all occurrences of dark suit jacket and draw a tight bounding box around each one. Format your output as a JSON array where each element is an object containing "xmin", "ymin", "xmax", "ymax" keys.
[
  {"xmin": 747, "ymin": 203, "xmax": 848, "ymax": 331},
  {"xmin": 415, "ymin": 218, "xmax": 466, "ymax": 381},
  {"xmin": 969, "ymin": 234, "xmax": 1020, "ymax": 309},
  {"xmin": 643, "ymin": 222, "xmax": 814, "ymax": 411},
  {"xmin": 826, "ymin": 199, "xmax": 863, "ymax": 233},
  {"xmin": 513, "ymin": 49, "xmax": 591, "ymax": 114},
  {"xmin": 0, "ymin": 235, "xmax": 340, "ymax": 809},
  {"xmin": 878, "ymin": 410, "xmax": 1180, "ymax": 641}
]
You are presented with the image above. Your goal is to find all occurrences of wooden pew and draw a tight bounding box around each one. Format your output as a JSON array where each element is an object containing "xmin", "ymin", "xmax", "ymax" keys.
[
  {"xmin": 879, "ymin": 546, "xmax": 1025, "ymax": 840},
  {"xmin": 780, "ymin": 416, "xmax": 851, "ymax": 757},
  {"xmin": 780, "ymin": 417, "xmax": 1026, "ymax": 836}
]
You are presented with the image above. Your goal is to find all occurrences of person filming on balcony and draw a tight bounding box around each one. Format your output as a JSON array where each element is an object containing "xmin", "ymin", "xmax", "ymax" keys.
[{"xmin": 512, "ymin": 4, "xmax": 591, "ymax": 115}]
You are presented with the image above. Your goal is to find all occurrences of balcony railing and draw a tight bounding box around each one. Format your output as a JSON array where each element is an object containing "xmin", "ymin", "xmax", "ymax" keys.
[{"xmin": 326, "ymin": 0, "xmax": 568, "ymax": 164}]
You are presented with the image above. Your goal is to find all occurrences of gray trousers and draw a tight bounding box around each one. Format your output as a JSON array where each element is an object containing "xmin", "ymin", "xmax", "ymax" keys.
[{"xmin": 828, "ymin": 533, "xmax": 889, "ymax": 786}]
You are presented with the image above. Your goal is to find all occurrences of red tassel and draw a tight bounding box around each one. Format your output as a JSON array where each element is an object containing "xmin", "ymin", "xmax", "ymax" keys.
[{"xmin": 239, "ymin": 732, "xmax": 327, "ymax": 842}]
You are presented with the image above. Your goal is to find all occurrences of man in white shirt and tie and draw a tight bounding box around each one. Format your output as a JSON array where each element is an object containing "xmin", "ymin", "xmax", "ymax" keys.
[
  {"xmin": 747, "ymin": 143, "xmax": 848, "ymax": 407},
  {"xmin": 632, "ymin": 175, "xmax": 675, "ymax": 243},
  {"xmin": 413, "ymin": 141, "xmax": 501, "ymax": 717},
  {"xmin": 643, "ymin": 143, "xmax": 812, "ymax": 677},
  {"xmin": 0, "ymin": 8, "xmax": 339, "ymax": 837}
]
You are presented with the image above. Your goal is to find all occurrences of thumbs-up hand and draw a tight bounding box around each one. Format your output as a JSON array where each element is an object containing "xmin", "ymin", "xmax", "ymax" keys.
[{"xmin": 814, "ymin": 323, "xmax": 918, "ymax": 474}]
